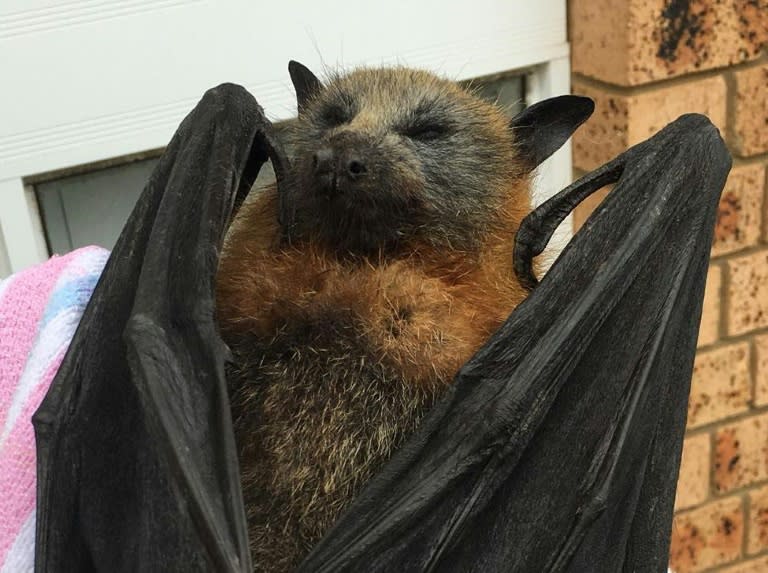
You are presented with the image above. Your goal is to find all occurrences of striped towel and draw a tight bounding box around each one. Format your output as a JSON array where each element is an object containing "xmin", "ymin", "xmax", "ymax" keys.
[{"xmin": 0, "ymin": 246, "xmax": 109, "ymax": 573}]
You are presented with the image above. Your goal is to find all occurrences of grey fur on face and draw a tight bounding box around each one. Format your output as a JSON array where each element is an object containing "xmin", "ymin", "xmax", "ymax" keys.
[{"xmin": 281, "ymin": 67, "xmax": 524, "ymax": 254}]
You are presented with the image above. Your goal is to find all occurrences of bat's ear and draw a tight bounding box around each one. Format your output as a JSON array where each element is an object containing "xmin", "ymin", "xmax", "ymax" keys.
[
  {"xmin": 510, "ymin": 95, "xmax": 594, "ymax": 170},
  {"xmin": 289, "ymin": 60, "xmax": 323, "ymax": 114}
]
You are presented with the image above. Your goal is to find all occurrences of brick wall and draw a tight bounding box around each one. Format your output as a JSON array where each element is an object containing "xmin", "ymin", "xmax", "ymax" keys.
[{"xmin": 568, "ymin": 1, "xmax": 768, "ymax": 571}]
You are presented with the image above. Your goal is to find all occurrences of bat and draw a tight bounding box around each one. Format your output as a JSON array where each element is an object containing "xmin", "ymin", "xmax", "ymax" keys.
[
  {"xmin": 216, "ymin": 62, "xmax": 595, "ymax": 571},
  {"xmin": 32, "ymin": 72, "xmax": 731, "ymax": 572}
]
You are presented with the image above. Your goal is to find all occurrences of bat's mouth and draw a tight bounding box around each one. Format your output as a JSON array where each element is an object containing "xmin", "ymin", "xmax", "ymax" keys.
[
  {"xmin": 312, "ymin": 192, "xmax": 408, "ymax": 254},
  {"xmin": 286, "ymin": 179, "xmax": 417, "ymax": 256}
]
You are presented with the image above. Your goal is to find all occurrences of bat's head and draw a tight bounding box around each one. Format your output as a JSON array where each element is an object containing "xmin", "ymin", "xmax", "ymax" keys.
[{"xmin": 285, "ymin": 60, "xmax": 593, "ymax": 256}]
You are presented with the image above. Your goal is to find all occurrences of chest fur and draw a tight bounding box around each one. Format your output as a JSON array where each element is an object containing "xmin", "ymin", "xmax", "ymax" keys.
[
  {"xmin": 222, "ymin": 249, "xmax": 505, "ymax": 383},
  {"xmin": 216, "ymin": 193, "xmax": 526, "ymax": 569},
  {"xmin": 220, "ymin": 250, "xmax": 512, "ymax": 561}
]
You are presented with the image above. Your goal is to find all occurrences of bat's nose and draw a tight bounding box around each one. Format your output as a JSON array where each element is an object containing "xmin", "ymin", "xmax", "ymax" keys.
[
  {"xmin": 345, "ymin": 156, "xmax": 367, "ymax": 180},
  {"xmin": 312, "ymin": 144, "xmax": 369, "ymax": 196},
  {"xmin": 313, "ymin": 148, "xmax": 368, "ymax": 179}
]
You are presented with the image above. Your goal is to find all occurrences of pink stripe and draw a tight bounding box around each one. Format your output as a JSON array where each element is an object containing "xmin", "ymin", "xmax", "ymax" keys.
[
  {"xmin": 0, "ymin": 349, "xmax": 66, "ymax": 563},
  {"xmin": 0, "ymin": 247, "xmax": 108, "ymax": 566},
  {"xmin": 0, "ymin": 256, "xmax": 70, "ymax": 419}
]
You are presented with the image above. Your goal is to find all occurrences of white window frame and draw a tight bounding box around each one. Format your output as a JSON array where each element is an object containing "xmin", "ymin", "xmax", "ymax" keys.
[{"xmin": 0, "ymin": 0, "xmax": 571, "ymax": 277}]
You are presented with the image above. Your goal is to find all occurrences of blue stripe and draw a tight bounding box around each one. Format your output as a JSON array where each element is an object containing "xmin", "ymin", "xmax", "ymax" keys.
[{"xmin": 41, "ymin": 273, "xmax": 102, "ymax": 327}]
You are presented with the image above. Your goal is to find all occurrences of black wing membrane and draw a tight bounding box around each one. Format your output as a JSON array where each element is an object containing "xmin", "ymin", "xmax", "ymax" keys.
[
  {"xmin": 33, "ymin": 84, "xmax": 288, "ymax": 572},
  {"xmin": 298, "ymin": 114, "xmax": 731, "ymax": 573}
]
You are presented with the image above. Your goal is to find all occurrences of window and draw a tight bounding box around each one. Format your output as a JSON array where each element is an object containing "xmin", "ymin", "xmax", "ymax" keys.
[
  {"xmin": 0, "ymin": 0, "xmax": 570, "ymax": 276},
  {"xmin": 35, "ymin": 158, "xmax": 159, "ymax": 254}
]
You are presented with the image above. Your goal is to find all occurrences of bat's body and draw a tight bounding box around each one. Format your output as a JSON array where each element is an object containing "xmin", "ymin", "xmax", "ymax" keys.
[{"xmin": 216, "ymin": 64, "xmax": 590, "ymax": 570}]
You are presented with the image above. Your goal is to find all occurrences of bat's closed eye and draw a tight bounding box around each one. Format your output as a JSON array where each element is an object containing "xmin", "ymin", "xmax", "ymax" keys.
[
  {"xmin": 402, "ymin": 123, "xmax": 449, "ymax": 141},
  {"xmin": 319, "ymin": 105, "xmax": 353, "ymax": 128}
]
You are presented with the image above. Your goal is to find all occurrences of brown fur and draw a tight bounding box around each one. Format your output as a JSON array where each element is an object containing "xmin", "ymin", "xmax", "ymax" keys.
[{"xmin": 216, "ymin": 66, "xmax": 532, "ymax": 572}]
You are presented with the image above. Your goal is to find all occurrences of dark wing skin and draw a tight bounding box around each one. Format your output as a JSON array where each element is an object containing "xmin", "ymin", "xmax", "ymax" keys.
[
  {"xmin": 33, "ymin": 84, "xmax": 289, "ymax": 573},
  {"xmin": 33, "ymin": 83, "xmax": 730, "ymax": 573},
  {"xmin": 297, "ymin": 114, "xmax": 731, "ymax": 572}
]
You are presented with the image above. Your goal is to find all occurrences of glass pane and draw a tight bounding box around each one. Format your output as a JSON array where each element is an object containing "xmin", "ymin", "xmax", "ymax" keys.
[
  {"xmin": 36, "ymin": 158, "xmax": 158, "ymax": 255},
  {"xmin": 468, "ymin": 73, "xmax": 526, "ymax": 118}
]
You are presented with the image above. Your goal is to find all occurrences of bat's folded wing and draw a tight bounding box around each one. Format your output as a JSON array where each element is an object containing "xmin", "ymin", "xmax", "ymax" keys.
[
  {"xmin": 32, "ymin": 84, "xmax": 287, "ymax": 573},
  {"xmin": 298, "ymin": 114, "xmax": 731, "ymax": 573}
]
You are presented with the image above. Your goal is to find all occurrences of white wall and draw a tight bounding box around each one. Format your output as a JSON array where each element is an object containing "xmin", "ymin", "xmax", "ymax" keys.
[{"xmin": 0, "ymin": 0, "xmax": 570, "ymax": 275}]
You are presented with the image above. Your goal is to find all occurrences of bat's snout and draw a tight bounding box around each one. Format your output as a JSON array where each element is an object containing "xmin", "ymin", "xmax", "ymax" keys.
[{"xmin": 311, "ymin": 133, "xmax": 373, "ymax": 197}]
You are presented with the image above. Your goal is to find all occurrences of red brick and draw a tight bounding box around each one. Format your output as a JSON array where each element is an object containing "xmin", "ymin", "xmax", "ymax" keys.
[
  {"xmin": 756, "ymin": 334, "xmax": 768, "ymax": 407},
  {"xmin": 747, "ymin": 484, "xmax": 768, "ymax": 555},
  {"xmin": 688, "ymin": 343, "xmax": 750, "ymax": 430},
  {"xmin": 675, "ymin": 433, "xmax": 711, "ymax": 510},
  {"xmin": 570, "ymin": 0, "xmax": 768, "ymax": 86},
  {"xmin": 712, "ymin": 164, "xmax": 766, "ymax": 257},
  {"xmin": 714, "ymin": 413, "xmax": 768, "ymax": 492},
  {"xmin": 669, "ymin": 496, "xmax": 743, "ymax": 572},
  {"xmin": 733, "ymin": 64, "xmax": 768, "ymax": 157},
  {"xmin": 571, "ymin": 82, "xmax": 629, "ymax": 172},
  {"xmin": 728, "ymin": 250, "xmax": 768, "ymax": 336}
]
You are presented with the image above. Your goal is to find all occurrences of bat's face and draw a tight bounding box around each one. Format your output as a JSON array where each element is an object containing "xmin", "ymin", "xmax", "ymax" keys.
[{"xmin": 286, "ymin": 66, "xmax": 522, "ymax": 255}]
